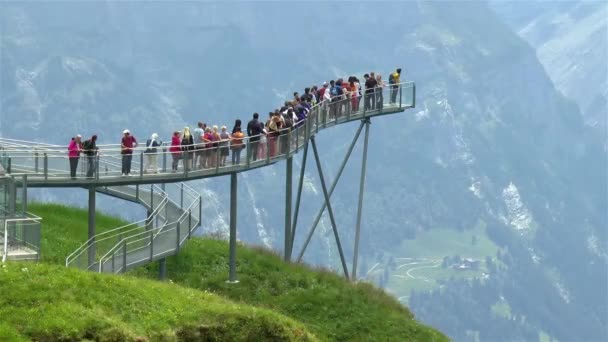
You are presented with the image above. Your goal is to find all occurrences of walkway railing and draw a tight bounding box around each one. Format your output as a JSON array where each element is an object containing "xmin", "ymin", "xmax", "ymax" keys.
[
  {"xmin": 0, "ymin": 82, "xmax": 415, "ymax": 185},
  {"xmin": 97, "ymin": 182, "xmax": 200, "ymax": 273},
  {"xmin": 1, "ymin": 213, "xmax": 42, "ymax": 262},
  {"xmin": 65, "ymin": 181, "xmax": 201, "ymax": 273},
  {"xmin": 65, "ymin": 183, "xmax": 170, "ymax": 270}
]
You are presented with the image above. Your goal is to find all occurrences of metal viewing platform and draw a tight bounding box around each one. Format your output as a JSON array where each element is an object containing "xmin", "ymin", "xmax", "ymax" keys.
[{"xmin": 0, "ymin": 81, "xmax": 415, "ymax": 281}]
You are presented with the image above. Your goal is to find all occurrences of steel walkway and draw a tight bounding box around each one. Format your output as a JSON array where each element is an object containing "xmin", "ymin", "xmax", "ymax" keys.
[
  {"xmin": 0, "ymin": 82, "xmax": 415, "ymax": 188},
  {"xmin": 0, "ymin": 82, "xmax": 416, "ymax": 278}
]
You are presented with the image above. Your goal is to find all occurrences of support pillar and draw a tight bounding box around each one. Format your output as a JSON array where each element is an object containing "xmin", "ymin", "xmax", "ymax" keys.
[
  {"xmin": 352, "ymin": 119, "xmax": 371, "ymax": 280},
  {"xmin": 88, "ymin": 186, "xmax": 96, "ymax": 267},
  {"xmin": 289, "ymin": 141, "xmax": 308, "ymax": 260},
  {"xmin": 145, "ymin": 210, "xmax": 153, "ymax": 231},
  {"xmin": 7, "ymin": 178, "xmax": 16, "ymax": 215},
  {"xmin": 310, "ymin": 136, "xmax": 349, "ymax": 278},
  {"xmin": 159, "ymin": 258, "xmax": 166, "ymax": 280},
  {"xmin": 227, "ymin": 172, "xmax": 239, "ymax": 283},
  {"xmin": 284, "ymin": 156, "xmax": 293, "ymax": 261},
  {"xmin": 21, "ymin": 175, "xmax": 27, "ymax": 213},
  {"xmin": 297, "ymin": 121, "xmax": 365, "ymax": 262}
]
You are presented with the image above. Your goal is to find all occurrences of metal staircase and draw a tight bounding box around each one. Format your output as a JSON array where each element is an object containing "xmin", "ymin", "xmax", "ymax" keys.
[{"xmin": 66, "ymin": 182, "xmax": 201, "ymax": 273}]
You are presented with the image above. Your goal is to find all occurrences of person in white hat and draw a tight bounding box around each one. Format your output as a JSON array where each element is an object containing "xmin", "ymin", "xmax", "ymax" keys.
[
  {"xmin": 67, "ymin": 134, "xmax": 83, "ymax": 179},
  {"xmin": 121, "ymin": 129, "xmax": 137, "ymax": 177}
]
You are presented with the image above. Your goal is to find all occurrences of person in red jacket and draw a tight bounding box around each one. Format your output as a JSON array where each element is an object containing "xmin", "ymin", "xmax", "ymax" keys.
[
  {"xmin": 169, "ymin": 131, "xmax": 182, "ymax": 172},
  {"xmin": 121, "ymin": 129, "xmax": 137, "ymax": 177}
]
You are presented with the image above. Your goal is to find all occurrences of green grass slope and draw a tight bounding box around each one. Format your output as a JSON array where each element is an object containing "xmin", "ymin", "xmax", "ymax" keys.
[
  {"xmin": 26, "ymin": 203, "xmax": 447, "ymax": 341},
  {"xmin": 131, "ymin": 239, "xmax": 448, "ymax": 341},
  {"xmin": 0, "ymin": 263, "xmax": 314, "ymax": 341},
  {"xmin": 30, "ymin": 203, "xmax": 129, "ymax": 264}
]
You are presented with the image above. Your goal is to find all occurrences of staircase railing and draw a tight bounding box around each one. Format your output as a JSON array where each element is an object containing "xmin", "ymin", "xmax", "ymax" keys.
[
  {"xmin": 97, "ymin": 182, "xmax": 201, "ymax": 273},
  {"xmin": 1, "ymin": 213, "xmax": 42, "ymax": 262},
  {"xmin": 65, "ymin": 183, "xmax": 169, "ymax": 269}
]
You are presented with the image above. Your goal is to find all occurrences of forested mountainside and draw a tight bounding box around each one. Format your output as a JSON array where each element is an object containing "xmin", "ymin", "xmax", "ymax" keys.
[{"xmin": 1, "ymin": 2, "xmax": 605, "ymax": 341}]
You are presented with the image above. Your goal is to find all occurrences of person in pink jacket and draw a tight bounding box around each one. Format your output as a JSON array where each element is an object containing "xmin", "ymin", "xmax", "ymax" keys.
[{"xmin": 68, "ymin": 134, "xmax": 83, "ymax": 179}]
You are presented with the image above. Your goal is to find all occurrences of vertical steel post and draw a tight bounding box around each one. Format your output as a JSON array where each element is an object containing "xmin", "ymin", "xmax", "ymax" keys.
[
  {"xmin": 88, "ymin": 186, "xmax": 96, "ymax": 268},
  {"xmin": 284, "ymin": 156, "xmax": 293, "ymax": 261},
  {"xmin": 228, "ymin": 172, "xmax": 238, "ymax": 283},
  {"xmin": 214, "ymin": 146, "xmax": 219, "ymax": 174},
  {"xmin": 95, "ymin": 154, "xmax": 100, "ymax": 181},
  {"xmin": 412, "ymin": 83, "xmax": 416, "ymax": 108},
  {"xmin": 198, "ymin": 195, "xmax": 203, "ymax": 228},
  {"xmin": 8, "ymin": 178, "xmax": 16, "ymax": 215},
  {"xmin": 246, "ymin": 137, "xmax": 251, "ymax": 169},
  {"xmin": 21, "ymin": 175, "xmax": 27, "ymax": 213},
  {"xmin": 43, "ymin": 153, "xmax": 48, "ymax": 180},
  {"xmin": 176, "ymin": 222, "xmax": 181, "ymax": 250},
  {"xmin": 146, "ymin": 210, "xmax": 153, "ymax": 231},
  {"xmin": 34, "ymin": 151, "xmax": 39, "ymax": 173},
  {"xmin": 266, "ymin": 135, "xmax": 271, "ymax": 164},
  {"xmin": 180, "ymin": 183, "xmax": 184, "ymax": 208},
  {"xmin": 140, "ymin": 152, "xmax": 144, "ymax": 178},
  {"xmin": 122, "ymin": 240, "xmax": 127, "ymax": 273},
  {"xmin": 352, "ymin": 119, "xmax": 371, "ymax": 281},
  {"xmin": 310, "ymin": 136, "xmax": 349, "ymax": 278},
  {"xmin": 149, "ymin": 230, "xmax": 154, "ymax": 261},
  {"xmin": 315, "ymin": 107, "xmax": 319, "ymax": 133},
  {"xmin": 289, "ymin": 141, "xmax": 308, "ymax": 259},
  {"xmin": 162, "ymin": 145, "xmax": 167, "ymax": 172},
  {"xmin": 159, "ymin": 258, "xmax": 166, "ymax": 280}
]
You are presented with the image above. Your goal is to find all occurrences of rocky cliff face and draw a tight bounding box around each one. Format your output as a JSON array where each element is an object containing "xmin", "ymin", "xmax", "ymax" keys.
[
  {"xmin": 491, "ymin": 0, "xmax": 607, "ymax": 131},
  {"xmin": 1, "ymin": 2, "xmax": 606, "ymax": 341}
]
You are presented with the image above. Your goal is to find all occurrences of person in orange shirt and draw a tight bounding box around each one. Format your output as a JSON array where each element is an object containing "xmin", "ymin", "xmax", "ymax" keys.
[{"xmin": 230, "ymin": 127, "xmax": 245, "ymax": 165}]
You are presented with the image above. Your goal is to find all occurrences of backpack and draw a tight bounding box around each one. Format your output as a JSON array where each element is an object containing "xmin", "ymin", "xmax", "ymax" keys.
[
  {"xmin": 389, "ymin": 73, "xmax": 395, "ymax": 84},
  {"xmin": 82, "ymin": 139, "xmax": 92, "ymax": 154},
  {"xmin": 283, "ymin": 114, "xmax": 293, "ymax": 129},
  {"xmin": 145, "ymin": 139, "xmax": 157, "ymax": 153},
  {"xmin": 330, "ymin": 86, "xmax": 337, "ymax": 97}
]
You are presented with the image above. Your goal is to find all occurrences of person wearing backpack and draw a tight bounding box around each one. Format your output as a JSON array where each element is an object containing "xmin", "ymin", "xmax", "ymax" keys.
[
  {"xmin": 144, "ymin": 133, "xmax": 161, "ymax": 174},
  {"xmin": 389, "ymin": 68, "xmax": 401, "ymax": 104},
  {"xmin": 181, "ymin": 126, "xmax": 195, "ymax": 170},
  {"xmin": 67, "ymin": 134, "xmax": 83, "ymax": 179},
  {"xmin": 364, "ymin": 73, "xmax": 377, "ymax": 111},
  {"xmin": 247, "ymin": 112, "xmax": 263, "ymax": 162},
  {"xmin": 82, "ymin": 134, "xmax": 98, "ymax": 178}
]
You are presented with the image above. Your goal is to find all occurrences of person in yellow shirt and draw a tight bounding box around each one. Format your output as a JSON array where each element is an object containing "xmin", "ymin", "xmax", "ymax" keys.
[{"xmin": 389, "ymin": 68, "xmax": 402, "ymax": 104}]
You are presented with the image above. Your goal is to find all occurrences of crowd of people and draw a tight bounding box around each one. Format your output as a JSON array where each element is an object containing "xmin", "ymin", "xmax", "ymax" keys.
[{"xmin": 67, "ymin": 69, "xmax": 402, "ymax": 179}]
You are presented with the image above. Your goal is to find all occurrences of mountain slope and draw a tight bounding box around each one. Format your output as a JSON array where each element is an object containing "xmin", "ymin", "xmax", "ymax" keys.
[
  {"xmin": 0, "ymin": 262, "xmax": 314, "ymax": 341},
  {"xmin": 26, "ymin": 203, "xmax": 447, "ymax": 341},
  {"xmin": 491, "ymin": 0, "xmax": 608, "ymax": 130},
  {"xmin": 2, "ymin": 2, "xmax": 606, "ymax": 341}
]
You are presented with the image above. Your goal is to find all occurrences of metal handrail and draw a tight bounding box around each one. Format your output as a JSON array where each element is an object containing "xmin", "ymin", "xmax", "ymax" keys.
[
  {"xmin": 65, "ymin": 184, "xmax": 169, "ymax": 267},
  {"xmin": 2, "ymin": 214, "xmax": 42, "ymax": 262},
  {"xmin": 96, "ymin": 182, "xmax": 200, "ymax": 272},
  {"xmin": 0, "ymin": 82, "xmax": 413, "ymax": 156}
]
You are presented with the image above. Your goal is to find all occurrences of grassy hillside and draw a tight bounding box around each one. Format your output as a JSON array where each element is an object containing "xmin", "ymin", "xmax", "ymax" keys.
[
  {"xmin": 25, "ymin": 203, "xmax": 447, "ymax": 341},
  {"xmin": 0, "ymin": 263, "xmax": 314, "ymax": 341},
  {"xmin": 30, "ymin": 203, "xmax": 129, "ymax": 264},
  {"xmin": 130, "ymin": 239, "xmax": 448, "ymax": 341}
]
